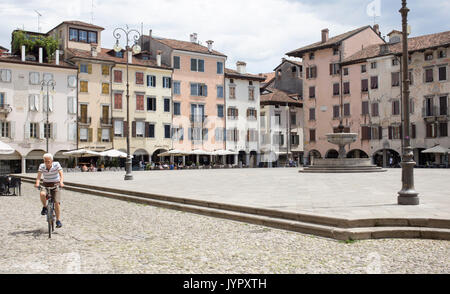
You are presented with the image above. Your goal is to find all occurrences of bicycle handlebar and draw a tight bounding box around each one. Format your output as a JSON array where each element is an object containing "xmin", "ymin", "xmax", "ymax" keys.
[{"xmin": 38, "ymin": 185, "xmax": 60, "ymax": 191}]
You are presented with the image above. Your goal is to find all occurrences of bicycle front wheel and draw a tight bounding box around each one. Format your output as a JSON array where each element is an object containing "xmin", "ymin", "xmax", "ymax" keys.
[{"xmin": 47, "ymin": 203, "xmax": 53, "ymax": 239}]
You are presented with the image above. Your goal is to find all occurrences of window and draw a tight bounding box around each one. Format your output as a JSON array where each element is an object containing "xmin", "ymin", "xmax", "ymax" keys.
[
  {"xmin": 370, "ymin": 76, "xmax": 378, "ymax": 89},
  {"xmin": 135, "ymin": 72, "xmax": 144, "ymax": 85},
  {"xmin": 191, "ymin": 58, "xmax": 204, "ymax": 72},
  {"xmin": 247, "ymin": 129, "xmax": 258, "ymax": 142},
  {"xmin": 333, "ymin": 105, "xmax": 340, "ymax": 119},
  {"xmin": 333, "ymin": 48, "xmax": 339, "ymax": 55},
  {"xmin": 392, "ymin": 100, "xmax": 400, "ymax": 115},
  {"xmin": 29, "ymin": 72, "xmax": 40, "ymax": 85},
  {"xmin": 389, "ymin": 125, "xmax": 402, "ymax": 140},
  {"xmin": 333, "ymin": 83, "xmax": 339, "ymax": 96},
  {"xmin": 114, "ymin": 93, "xmax": 122, "ymax": 109},
  {"xmin": 392, "ymin": 58, "xmax": 399, "ymax": 66},
  {"xmin": 88, "ymin": 32, "xmax": 97, "ymax": 44},
  {"xmin": 227, "ymin": 107, "xmax": 238, "ymax": 120},
  {"xmin": 147, "ymin": 75, "xmax": 156, "ymax": 87},
  {"xmin": 290, "ymin": 113, "xmax": 297, "ymax": 125},
  {"xmin": 43, "ymin": 73, "xmax": 54, "ymax": 82},
  {"xmin": 114, "ymin": 70, "xmax": 122, "ymax": 83},
  {"xmin": 362, "ymin": 101, "xmax": 369, "ymax": 115},
  {"xmin": 29, "ymin": 94, "xmax": 39, "ymax": 111},
  {"xmin": 164, "ymin": 125, "xmax": 171, "ymax": 139},
  {"xmin": 148, "ymin": 124, "xmax": 155, "ymax": 138},
  {"xmin": 260, "ymin": 113, "xmax": 266, "ymax": 128},
  {"xmin": 136, "ymin": 94, "xmax": 145, "ymax": 111},
  {"xmin": 79, "ymin": 30, "xmax": 88, "ymax": 42},
  {"xmin": 0, "ymin": 121, "xmax": 9, "ymax": 138},
  {"xmin": 291, "ymin": 133, "xmax": 300, "ymax": 146},
  {"xmin": 217, "ymin": 105, "xmax": 224, "ymax": 118},
  {"xmin": 217, "ymin": 62, "xmax": 223, "ymax": 74},
  {"xmin": 372, "ymin": 103, "xmax": 379, "ymax": 117},
  {"xmin": 309, "ymin": 129, "xmax": 316, "ymax": 142},
  {"xmin": 102, "ymin": 83, "xmax": 109, "ymax": 95},
  {"xmin": 115, "ymin": 51, "xmax": 124, "ymax": 58},
  {"xmin": 247, "ymin": 108, "xmax": 257, "ymax": 120},
  {"xmin": 371, "ymin": 62, "xmax": 377, "ymax": 69},
  {"xmin": 191, "ymin": 83, "xmax": 208, "ymax": 96},
  {"xmin": 439, "ymin": 122, "xmax": 448, "ymax": 137},
  {"xmin": 425, "ymin": 68, "xmax": 434, "ymax": 83},
  {"xmin": 67, "ymin": 96, "xmax": 76, "ymax": 114},
  {"xmin": 425, "ymin": 97, "xmax": 434, "ymax": 117},
  {"xmin": 411, "ymin": 124, "xmax": 416, "ymax": 139},
  {"xmin": 102, "ymin": 65, "xmax": 109, "ymax": 76},
  {"xmin": 343, "ymin": 103, "xmax": 350, "ymax": 116},
  {"xmin": 309, "ymin": 53, "xmax": 314, "ymax": 60},
  {"xmin": 173, "ymin": 127, "xmax": 184, "ymax": 141},
  {"xmin": 163, "ymin": 77, "xmax": 172, "ymax": 88},
  {"xmin": 361, "ymin": 64, "xmax": 367, "ymax": 73},
  {"xmin": 147, "ymin": 97, "xmax": 156, "ymax": 111},
  {"xmin": 273, "ymin": 132, "xmax": 284, "ymax": 146},
  {"xmin": 392, "ymin": 72, "xmax": 400, "ymax": 87},
  {"xmin": 309, "ymin": 86, "xmax": 315, "ymax": 98},
  {"xmin": 0, "ymin": 69, "xmax": 11, "ymax": 83},
  {"xmin": 330, "ymin": 63, "xmax": 340, "ymax": 75},
  {"xmin": 217, "ymin": 85, "xmax": 224, "ymax": 98},
  {"xmin": 30, "ymin": 123, "xmax": 39, "ymax": 139},
  {"xmin": 410, "ymin": 99, "xmax": 415, "ymax": 115},
  {"xmin": 215, "ymin": 128, "xmax": 224, "ymax": 142},
  {"xmin": 361, "ymin": 79, "xmax": 369, "ymax": 92},
  {"xmin": 361, "ymin": 126, "xmax": 371, "ymax": 140},
  {"xmin": 249, "ymin": 87, "xmax": 255, "ymax": 100},
  {"xmin": 343, "ymin": 68, "xmax": 349, "ymax": 76},
  {"xmin": 438, "ymin": 50, "xmax": 447, "ymax": 59},
  {"xmin": 275, "ymin": 113, "xmax": 281, "ymax": 126},
  {"xmin": 173, "ymin": 81, "xmax": 181, "ymax": 95},
  {"xmin": 426, "ymin": 123, "xmax": 436, "ymax": 138},
  {"xmin": 69, "ymin": 28, "xmax": 78, "ymax": 41},
  {"xmin": 306, "ymin": 66, "xmax": 317, "ymax": 79},
  {"xmin": 309, "ymin": 108, "xmax": 315, "ymax": 121},
  {"xmin": 409, "ymin": 71, "xmax": 414, "ymax": 85},
  {"xmin": 80, "ymin": 128, "xmax": 88, "ymax": 142},
  {"xmin": 101, "ymin": 128, "xmax": 110, "ymax": 142},
  {"xmin": 164, "ymin": 98, "xmax": 170, "ymax": 112},
  {"xmin": 173, "ymin": 56, "xmax": 180, "ymax": 69},
  {"xmin": 343, "ymin": 82, "xmax": 350, "ymax": 94},
  {"xmin": 439, "ymin": 66, "xmax": 447, "ymax": 81},
  {"xmin": 226, "ymin": 128, "xmax": 239, "ymax": 142},
  {"xmin": 80, "ymin": 81, "xmax": 88, "ymax": 93},
  {"xmin": 440, "ymin": 96, "xmax": 448, "ymax": 116},
  {"xmin": 174, "ymin": 102, "xmax": 181, "ymax": 115},
  {"xmin": 135, "ymin": 121, "xmax": 145, "ymax": 138},
  {"xmin": 68, "ymin": 75, "xmax": 77, "ymax": 88},
  {"xmin": 425, "ymin": 52, "xmax": 433, "ymax": 61}
]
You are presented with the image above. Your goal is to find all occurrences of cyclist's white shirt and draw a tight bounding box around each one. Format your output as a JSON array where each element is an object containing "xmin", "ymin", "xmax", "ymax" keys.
[{"xmin": 38, "ymin": 162, "xmax": 62, "ymax": 183}]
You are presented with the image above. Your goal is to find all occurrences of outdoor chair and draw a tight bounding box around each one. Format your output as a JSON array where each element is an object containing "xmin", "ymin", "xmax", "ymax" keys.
[{"xmin": 0, "ymin": 176, "xmax": 9, "ymax": 195}]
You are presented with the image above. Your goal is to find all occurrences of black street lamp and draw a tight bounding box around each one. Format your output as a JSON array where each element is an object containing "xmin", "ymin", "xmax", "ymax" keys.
[
  {"xmin": 41, "ymin": 79, "xmax": 55, "ymax": 153},
  {"xmin": 398, "ymin": 0, "xmax": 419, "ymax": 205},
  {"xmin": 113, "ymin": 25, "xmax": 141, "ymax": 181}
]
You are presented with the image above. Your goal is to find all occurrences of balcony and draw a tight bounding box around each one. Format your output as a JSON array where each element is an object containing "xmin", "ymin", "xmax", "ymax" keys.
[
  {"xmin": 190, "ymin": 115, "xmax": 207, "ymax": 123},
  {"xmin": 100, "ymin": 117, "xmax": 113, "ymax": 126},
  {"xmin": 422, "ymin": 106, "xmax": 449, "ymax": 122},
  {"xmin": 78, "ymin": 116, "xmax": 92, "ymax": 125},
  {"xmin": 0, "ymin": 103, "xmax": 12, "ymax": 115}
]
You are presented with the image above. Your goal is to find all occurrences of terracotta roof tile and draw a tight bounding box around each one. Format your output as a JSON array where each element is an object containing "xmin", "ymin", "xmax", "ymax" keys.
[
  {"xmin": 225, "ymin": 68, "xmax": 266, "ymax": 81},
  {"xmin": 260, "ymin": 87, "xmax": 302, "ymax": 106},
  {"xmin": 286, "ymin": 25, "xmax": 374, "ymax": 57},
  {"xmin": 153, "ymin": 37, "xmax": 226, "ymax": 57},
  {"xmin": 66, "ymin": 48, "xmax": 171, "ymax": 69},
  {"xmin": 0, "ymin": 55, "xmax": 77, "ymax": 69}
]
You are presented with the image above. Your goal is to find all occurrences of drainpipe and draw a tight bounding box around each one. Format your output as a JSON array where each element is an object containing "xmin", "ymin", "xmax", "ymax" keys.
[{"xmin": 110, "ymin": 63, "xmax": 116, "ymax": 150}]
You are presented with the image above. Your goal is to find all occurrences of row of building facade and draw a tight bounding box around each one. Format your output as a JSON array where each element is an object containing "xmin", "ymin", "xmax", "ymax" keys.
[{"xmin": 0, "ymin": 20, "xmax": 449, "ymax": 173}]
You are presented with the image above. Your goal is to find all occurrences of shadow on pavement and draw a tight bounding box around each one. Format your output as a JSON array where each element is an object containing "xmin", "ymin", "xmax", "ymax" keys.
[{"xmin": 9, "ymin": 229, "xmax": 46, "ymax": 238}]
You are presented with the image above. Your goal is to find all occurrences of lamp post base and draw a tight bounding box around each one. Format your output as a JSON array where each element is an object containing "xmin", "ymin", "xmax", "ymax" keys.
[
  {"xmin": 124, "ymin": 174, "xmax": 134, "ymax": 181},
  {"xmin": 124, "ymin": 157, "xmax": 133, "ymax": 181},
  {"xmin": 398, "ymin": 194, "xmax": 419, "ymax": 205}
]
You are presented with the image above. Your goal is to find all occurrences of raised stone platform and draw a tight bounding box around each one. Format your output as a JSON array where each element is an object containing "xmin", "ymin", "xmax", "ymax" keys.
[{"xmin": 300, "ymin": 158, "xmax": 386, "ymax": 173}]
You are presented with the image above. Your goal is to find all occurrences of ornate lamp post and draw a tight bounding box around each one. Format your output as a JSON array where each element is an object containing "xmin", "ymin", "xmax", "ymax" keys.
[
  {"xmin": 41, "ymin": 79, "xmax": 56, "ymax": 153},
  {"xmin": 113, "ymin": 26, "xmax": 141, "ymax": 181},
  {"xmin": 398, "ymin": 0, "xmax": 419, "ymax": 205}
]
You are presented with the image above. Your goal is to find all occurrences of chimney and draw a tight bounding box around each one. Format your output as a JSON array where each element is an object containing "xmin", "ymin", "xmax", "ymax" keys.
[
  {"xmin": 236, "ymin": 61, "xmax": 247, "ymax": 74},
  {"xmin": 39, "ymin": 47, "xmax": 43, "ymax": 63},
  {"xmin": 190, "ymin": 33, "xmax": 198, "ymax": 43},
  {"xmin": 374, "ymin": 24, "xmax": 380, "ymax": 36},
  {"xmin": 206, "ymin": 40, "xmax": 214, "ymax": 52},
  {"xmin": 321, "ymin": 29, "xmax": 329, "ymax": 43},
  {"xmin": 149, "ymin": 29, "xmax": 152, "ymax": 38},
  {"xmin": 55, "ymin": 50, "xmax": 60, "ymax": 65},
  {"xmin": 21, "ymin": 45, "xmax": 25, "ymax": 62},
  {"xmin": 128, "ymin": 51, "xmax": 132, "ymax": 64},
  {"xmin": 156, "ymin": 50, "xmax": 161, "ymax": 67}
]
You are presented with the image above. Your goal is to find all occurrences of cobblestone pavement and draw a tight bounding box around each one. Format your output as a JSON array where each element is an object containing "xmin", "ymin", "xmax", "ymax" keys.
[{"xmin": 0, "ymin": 183, "xmax": 448, "ymax": 274}]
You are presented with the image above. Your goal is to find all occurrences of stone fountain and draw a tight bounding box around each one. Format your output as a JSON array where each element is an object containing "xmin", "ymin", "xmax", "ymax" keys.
[{"xmin": 300, "ymin": 132, "xmax": 386, "ymax": 173}]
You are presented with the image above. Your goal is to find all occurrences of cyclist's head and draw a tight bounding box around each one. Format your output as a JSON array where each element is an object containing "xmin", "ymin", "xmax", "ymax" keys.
[{"xmin": 43, "ymin": 153, "xmax": 53, "ymax": 167}]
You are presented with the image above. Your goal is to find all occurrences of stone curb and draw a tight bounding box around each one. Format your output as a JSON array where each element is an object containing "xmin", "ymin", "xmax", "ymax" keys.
[{"xmin": 18, "ymin": 176, "xmax": 450, "ymax": 241}]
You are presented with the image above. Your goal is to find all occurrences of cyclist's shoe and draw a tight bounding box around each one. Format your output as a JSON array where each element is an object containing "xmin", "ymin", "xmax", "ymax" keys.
[
  {"xmin": 56, "ymin": 220, "xmax": 62, "ymax": 228},
  {"xmin": 41, "ymin": 207, "xmax": 47, "ymax": 215}
]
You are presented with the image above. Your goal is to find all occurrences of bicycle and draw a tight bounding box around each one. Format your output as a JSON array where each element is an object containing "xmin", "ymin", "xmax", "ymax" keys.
[{"xmin": 39, "ymin": 185, "xmax": 60, "ymax": 239}]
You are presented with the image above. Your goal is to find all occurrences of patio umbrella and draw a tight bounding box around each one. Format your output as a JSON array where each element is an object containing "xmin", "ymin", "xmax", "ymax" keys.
[
  {"xmin": 62, "ymin": 149, "xmax": 102, "ymax": 157},
  {"xmin": 190, "ymin": 149, "xmax": 212, "ymax": 155},
  {"xmin": 212, "ymin": 150, "xmax": 238, "ymax": 156},
  {"xmin": 0, "ymin": 141, "xmax": 14, "ymax": 155},
  {"xmin": 421, "ymin": 145, "xmax": 450, "ymax": 154},
  {"xmin": 99, "ymin": 149, "xmax": 132, "ymax": 158}
]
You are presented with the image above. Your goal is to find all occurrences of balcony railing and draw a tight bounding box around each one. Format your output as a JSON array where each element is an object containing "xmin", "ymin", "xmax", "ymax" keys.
[
  {"xmin": 422, "ymin": 106, "xmax": 449, "ymax": 118},
  {"xmin": 78, "ymin": 116, "xmax": 92, "ymax": 125},
  {"xmin": 0, "ymin": 103, "xmax": 12, "ymax": 113}
]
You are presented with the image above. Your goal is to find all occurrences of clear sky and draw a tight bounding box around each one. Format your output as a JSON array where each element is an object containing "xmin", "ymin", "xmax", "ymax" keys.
[{"xmin": 0, "ymin": 0, "xmax": 448, "ymax": 74}]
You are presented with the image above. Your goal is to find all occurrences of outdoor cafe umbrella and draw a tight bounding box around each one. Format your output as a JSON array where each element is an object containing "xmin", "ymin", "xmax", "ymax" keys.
[
  {"xmin": 0, "ymin": 141, "xmax": 14, "ymax": 155},
  {"xmin": 99, "ymin": 149, "xmax": 132, "ymax": 158},
  {"xmin": 421, "ymin": 145, "xmax": 450, "ymax": 154},
  {"xmin": 63, "ymin": 149, "xmax": 102, "ymax": 157}
]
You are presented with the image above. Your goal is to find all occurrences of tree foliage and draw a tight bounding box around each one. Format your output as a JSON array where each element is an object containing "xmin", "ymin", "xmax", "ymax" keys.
[{"xmin": 12, "ymin": 30, "xmax": 58, "ymax": 61}]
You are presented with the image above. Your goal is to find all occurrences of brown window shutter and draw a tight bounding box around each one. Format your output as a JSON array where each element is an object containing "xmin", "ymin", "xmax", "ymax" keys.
[
  {"xmin": 379, "ymin": 126, "xmax": 383, "ymax": 140},
  {"xmin": 388, "ymin": 126, "xmax": 392, "ymax": 139},
  {"xmin": 306, "ymin": 68, "xmax": 310, "ymax": 79},
  {"xmin": 132, "ymin": 121, "xmax": 136, "ymax": 138},
  {"xmin": 313, "ymin": 66, "xmax": 317, "ymax": 77},
  {"xmin": 330, "ymin": 64, "xmax": 333, "ymax": 75},
  {"xmin": 88, "ymin": 128, "xmax": 93, "ymax": 142},
  {"xmin": 88, "ymin": 64, "xmax": 92, "ymax": 74},
  {"xmin": 123, "ymin": 121, "xmax": 128, "ymax": 137},
  {"xmin": 97, "ymin": 128, "xmax": 102, "ymax": 142},
  {"xmin": 145, "ymin": 122, "xmax": 150, "ymax": 138},
  {"xmin": 399, "ymin": 125, "xmax": 403, "ymax": 139},
  {"xmin": 411, "ymin": 124, "xmax": 416, "ymax": 139}
]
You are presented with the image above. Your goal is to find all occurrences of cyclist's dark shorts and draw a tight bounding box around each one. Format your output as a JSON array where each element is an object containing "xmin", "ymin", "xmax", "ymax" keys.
[{"xmin": 43, "ymin": 182, "xmax": 61, "ymax": 203}]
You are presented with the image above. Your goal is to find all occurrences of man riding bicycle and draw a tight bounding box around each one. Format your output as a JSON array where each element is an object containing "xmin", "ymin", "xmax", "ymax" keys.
[{"xmin": 35, "ymin": 153, "xmax": 65, "ymax": 228}]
